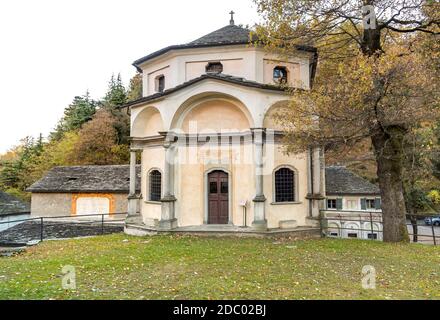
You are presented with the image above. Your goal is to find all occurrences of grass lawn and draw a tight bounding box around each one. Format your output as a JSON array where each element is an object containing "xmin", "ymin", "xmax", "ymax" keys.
[{"xmin": 0, "ymin": 234, "xmax": 439, "ymax": 300}]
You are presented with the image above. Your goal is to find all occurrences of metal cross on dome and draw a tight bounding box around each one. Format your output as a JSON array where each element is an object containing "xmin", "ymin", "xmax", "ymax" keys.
[{"xmin": 229, "ymin": 10, "xmax": 235, "ymax": 25}]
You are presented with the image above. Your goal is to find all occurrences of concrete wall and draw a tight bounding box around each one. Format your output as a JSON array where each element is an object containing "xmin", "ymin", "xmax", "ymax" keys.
[
  {"xmin": 263, "ymin": 101, "xmax": 290, "ymax": 131},
  {"xmin": 132, "ymin": 107, "xmax": 164, "ymax": 137},
  {"xmin": 114, "ymin": 194, "xmax": 129, "ymax": 214},
  {"xmin": 31, "ymin": 193, "xmax": 72, "ymax": 217},
  {"xmin": 181, "ymin": 99, "xmax": 250, "ymax": 133},
  {"xmin": 323, "ymin": 211, "xmax": 383, "ymax": 240},
  {"xmin": 264, "ymin": 145, "xmax": 309, "ymax": 229},
  {"xmin": 139, "ymin": 139, "xmax": 309, "ymax": 229},
  {"xmin": 263, "ymin": 59, "xmax": 301, "ymax": 87},
  {"xmin": 131, "ymin": 80, "xmax": 291, "ymax": 133},
  {"xmin": 140, "ymin": 141, "xmax": 256, "ymax": 228},
  {"xmin": 30, "ymin": 193, "xmax": 129, "ymax": 217},
  {"xmin": 186, "ymin": 59, "xmax": 244, "ymax": 81},
  {"xmin": 147, "ymin": 65, "xmax": 171, "ymax": 95},
  {"xmin": 325, "ymin": 196, "xmax": 381, "ymax": 212},
  {"xmin": 175, "ymin": 142, "xmax": 256, "ymax": 227},
  {"xmin": 141, "ymin": 145, "xmax": 164, "ymax": 227}
]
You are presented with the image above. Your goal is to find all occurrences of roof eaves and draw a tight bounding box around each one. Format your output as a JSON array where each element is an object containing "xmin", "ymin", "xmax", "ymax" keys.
[
  {"xmin": 133, "ymin": 42, "xmax": 251, "ymax": 70},
  {"xmin": 133, "ymin": 42, "xmax": 318, "ymax": 70},
  {"xmin": 326, "ymin": 192, "xmax": 381, "ymax": 196},
  {"xmin": 121, "ymin": 74, "xmax": 288, "ymax": 109},
  {"xmin": 28, "ymin": 189, "xmax": 131, "ymax": 194}
]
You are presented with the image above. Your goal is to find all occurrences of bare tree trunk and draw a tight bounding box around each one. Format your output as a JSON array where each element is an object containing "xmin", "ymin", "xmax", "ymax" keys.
[{"xmin": 371, "ymin": 126, "xmax": 410, "ymax": 242}]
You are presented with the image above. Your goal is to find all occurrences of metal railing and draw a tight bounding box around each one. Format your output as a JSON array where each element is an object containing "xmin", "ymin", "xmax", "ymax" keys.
[
  {"xmin": 0, "ymin": 213, "xmax": 127, "ymax": 246},
  {"xmin": 320, "ymin": 210, "xmax": 439, "ymax": 245}
]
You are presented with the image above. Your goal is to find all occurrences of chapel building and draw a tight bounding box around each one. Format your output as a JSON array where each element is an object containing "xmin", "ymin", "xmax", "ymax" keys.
[{"xmin": 124, "ymin": 14, "xmax": 325, "ymax": 235}]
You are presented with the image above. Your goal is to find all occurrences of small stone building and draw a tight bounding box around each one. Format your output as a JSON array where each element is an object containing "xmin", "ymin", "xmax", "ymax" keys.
[
  {"xmin": 325, "ymin": 166, "xmax": 381, "ymax": 211},
  {"xmin": 27, "ymin": 165, "xmax": 140, "ymax": 217},
  {"xmin": 323, "ymin": 166, "xmax": 382, "ymax": 240}
]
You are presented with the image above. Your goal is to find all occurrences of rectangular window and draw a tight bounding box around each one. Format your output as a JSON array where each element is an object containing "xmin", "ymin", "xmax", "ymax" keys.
[
  {"xmin": 327, "ymin": 199, "xmax": 337, "ymax": 209},
  {"xmin": 367, "ymin": 233, "xmax": 378, "ymax": 240},
  {"xmin": 275, "ymin": 168, "xmax": 295, "ymax": 202},
  {"xmin": 155, "ymin": 75, "xmax": 165, "ymax": 93},
  {"xmin": 330, "ymin": 232, "xmax": 338, "ymax": 237},
  {"xmin": 149, "ymin": 170, "xmax": 162, "ymax": 202},
  {"xmin": 366, "ymin": 199, "xmax": 376, "ymax": 210},
  {"xmin": 221, "ymin": 181, "xmax": 228, "ymax": 194},
  {"xmin": 347, "ymin": 233, "xmax": 358, "ymax": 238},
  {"xmin": 210, "ymin": 182, "xmax": 217, "ymax": 194}
]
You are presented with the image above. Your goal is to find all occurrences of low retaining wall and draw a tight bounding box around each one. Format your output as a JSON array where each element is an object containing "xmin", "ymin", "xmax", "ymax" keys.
[
  {"xmin": 0, "ymin": 213, "xmax": 30, "ymax": 232},
  {"xmin": 0, "ymin": 220, "xmax": 124, "ymax": 245}
]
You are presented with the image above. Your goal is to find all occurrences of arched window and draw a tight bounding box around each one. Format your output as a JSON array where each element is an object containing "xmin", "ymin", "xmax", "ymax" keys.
[
  {"xmin": 273, "ymin": 66, "xmax": 288, "ymax": 84},
  {"xmin": 274, "ymin": 167, "xmax": 295, "ymax": 202},
  {"xmin": 149, "ymin": 170, "xmax": 162, "ymax": 202},
  {"xmin": 206, "ymin": 62, "xmax": 223, "ymax": 74},
  {"xmin": 155, "ymin": 75, "xmax": 165, "ymax": 93}
]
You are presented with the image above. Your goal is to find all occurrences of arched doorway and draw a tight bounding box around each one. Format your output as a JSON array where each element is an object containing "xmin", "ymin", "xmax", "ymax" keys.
[{"xmin": 207, "ymin": 170, "xmax": 229, "ymax": 224}]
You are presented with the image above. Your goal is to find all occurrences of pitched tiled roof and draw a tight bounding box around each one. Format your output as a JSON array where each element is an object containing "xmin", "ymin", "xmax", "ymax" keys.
[
  {"xmin": 189, "ymin": 24, "xmax": 255, "ymax": 46},
  {"xmin": 133, "ymin": 24, "xmax": 317, "ymax": 68},
  {"xmin": 0, "ymin": 191, "xmax": 30, "ymax": 215},
  {"xmin": 123, "ymin": 73, "xmax": 287, "ymax": 108},
  {"xmin": 325, "ymin": 166, "xmax": 380, "ymax": 196},
  {"xmin": 27, "ymin": 165, "xmax": 141, "ymax": 194}
]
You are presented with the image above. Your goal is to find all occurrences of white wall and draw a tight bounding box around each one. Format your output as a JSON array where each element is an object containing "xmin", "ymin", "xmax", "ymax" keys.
[
  {"xmin": 138, "ymin": 46, "xmax": 313, "ymax": 96},
  {"xmin": 324, "ymin": 211, "xmax": 383, "ymax": 241},
  {"xmin": 131, "ymin": 79, "xmax": 292, "ymax": 135},
  {"xmin": 325, "ymin": 196, "xmax": 382, "ymax": 212}
]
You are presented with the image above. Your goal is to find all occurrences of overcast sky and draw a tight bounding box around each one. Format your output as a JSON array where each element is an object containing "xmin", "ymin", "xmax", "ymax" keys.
[{"xmin": 0, "ymin": 0, "xmax": 260, "ymax": 154}]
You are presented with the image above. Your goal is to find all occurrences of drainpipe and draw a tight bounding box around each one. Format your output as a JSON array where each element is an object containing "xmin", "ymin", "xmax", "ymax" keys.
[{"xmin": 307, "ymin": 147, "xmax": 314, "ymax": 217}]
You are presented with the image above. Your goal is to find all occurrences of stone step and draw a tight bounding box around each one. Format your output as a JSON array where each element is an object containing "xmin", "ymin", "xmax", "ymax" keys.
[{"xmin": 279, "ymin": 220, "xmax": 298, "ymax": 229}]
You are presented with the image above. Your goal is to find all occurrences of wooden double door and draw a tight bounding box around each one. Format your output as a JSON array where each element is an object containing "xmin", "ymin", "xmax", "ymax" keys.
[{"xmin": 208, "ymin": 170, "xmax": 229, "ymax": 224}]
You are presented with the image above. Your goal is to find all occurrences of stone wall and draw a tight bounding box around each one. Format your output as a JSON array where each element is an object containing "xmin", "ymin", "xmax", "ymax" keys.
[{"xmin": 31, "ymin": 193, "xmax": 128, "ymax": 217}]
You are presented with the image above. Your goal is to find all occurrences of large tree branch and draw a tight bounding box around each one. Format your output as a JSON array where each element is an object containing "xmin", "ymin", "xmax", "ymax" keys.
[{"xmin": 386, "ymin": 25, "xmax": 440, "ymax": 34}]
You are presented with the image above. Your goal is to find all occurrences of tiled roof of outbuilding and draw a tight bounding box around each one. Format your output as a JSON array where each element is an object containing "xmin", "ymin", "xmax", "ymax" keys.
[
  {"xmin": 27, "ymin": 165, "xmax": 141, "ymax": 194},
  {"xmin": 325, "ymin": 166, "xmax": 380, "ymax": 196}
]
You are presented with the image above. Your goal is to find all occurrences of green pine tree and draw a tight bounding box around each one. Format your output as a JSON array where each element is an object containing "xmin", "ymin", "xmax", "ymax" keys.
[
  {"xmin": 101, "ymin": 73, "xmax": 130, "ymax": 144},
  {"xmin": 50, "ymin": 91, "xmax": 97, "ymax": 140},
  {"xmin": 127, "ymin": 73, "xmax": 143, "ymax": 102},
  {"xmin": 103, "ymin": 74, "xmax": 127, "ymax": 108}
]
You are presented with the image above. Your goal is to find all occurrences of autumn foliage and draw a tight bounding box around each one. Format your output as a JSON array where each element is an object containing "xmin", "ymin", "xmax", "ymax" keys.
[
  {"xmin": 71, "ymin": 109, "xmax": 129, "ymax": 165},
  {"xmin": 255, "ymin": 0, "xmax": 440, "ymax": 242},
  {"xmin": 0, "ymin": 73, "xmax": 141, "ymax": 200}
]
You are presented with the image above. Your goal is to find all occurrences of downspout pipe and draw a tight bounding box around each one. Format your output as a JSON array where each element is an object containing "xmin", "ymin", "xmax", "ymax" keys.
[{"xmin": 307, "ymin": 147, "xmax": 314, "ymax": 217}]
